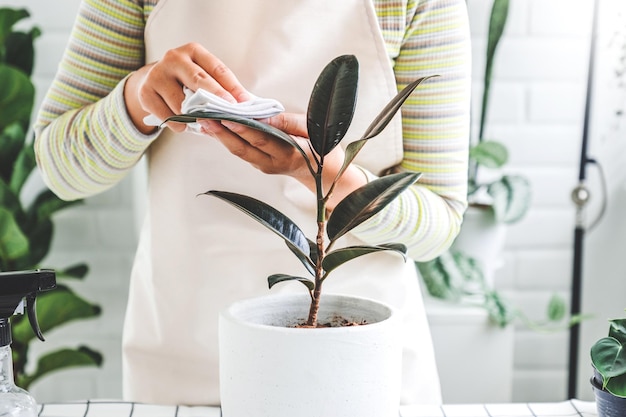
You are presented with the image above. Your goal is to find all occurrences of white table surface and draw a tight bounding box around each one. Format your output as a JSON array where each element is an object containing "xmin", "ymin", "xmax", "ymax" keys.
[{"xmin": 38, "ymin": 399, "xmax": 597, "ymax": 417}]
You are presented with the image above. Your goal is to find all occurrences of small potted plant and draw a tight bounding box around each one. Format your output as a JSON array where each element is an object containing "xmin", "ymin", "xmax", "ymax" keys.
[
  {"xmin": 168, "ymin": 54, "xmax": 431, "ymax": 417},
  {"xmin": 590, "ymin": 312, "xmax": 626, "ymax": 417}
]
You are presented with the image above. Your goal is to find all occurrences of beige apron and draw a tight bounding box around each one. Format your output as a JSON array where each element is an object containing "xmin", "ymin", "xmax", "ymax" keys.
[{"xmin": 123, "ymin": 0, "xmax": 441, "ymax": 406}]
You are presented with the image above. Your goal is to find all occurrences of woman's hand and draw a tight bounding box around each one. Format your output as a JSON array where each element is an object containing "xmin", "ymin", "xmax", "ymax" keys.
[
  {"xmin": 200, "ymin": 113, "xmax": 368, "ymax": 211},
  {"xmin": 124, "ymin": 42, "xmax": 250, "ymax": 134}
]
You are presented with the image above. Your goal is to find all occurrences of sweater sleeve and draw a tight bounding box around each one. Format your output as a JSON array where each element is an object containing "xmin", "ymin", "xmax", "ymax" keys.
[
  {"xmin": 33, "ymin": 0, "xmax": 159, "ymax": 201},
  {"xmin": 353, "ymin": 0, "xmax": 471, "ymax": 261}
]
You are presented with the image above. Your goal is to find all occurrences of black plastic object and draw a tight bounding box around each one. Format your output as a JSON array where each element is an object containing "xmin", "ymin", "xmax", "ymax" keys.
[{"xmin": 0, "ymin": 269, "xmax": 56, "ymax": 346}]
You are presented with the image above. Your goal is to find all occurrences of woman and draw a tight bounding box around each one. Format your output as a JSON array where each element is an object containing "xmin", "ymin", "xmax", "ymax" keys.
[{"xmin": 34, "ymin": 0, "xmax": 471, "ymax": 406}]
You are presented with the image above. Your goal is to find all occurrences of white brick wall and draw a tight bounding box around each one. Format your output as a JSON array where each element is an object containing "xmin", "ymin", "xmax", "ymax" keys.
[
  {"xmin": 476, "ymin": 0, "xmax": 590, "ymax": 402},
  {"xmin": 4, "ymin": 0, "xmax": 625, "ymax": 405}
]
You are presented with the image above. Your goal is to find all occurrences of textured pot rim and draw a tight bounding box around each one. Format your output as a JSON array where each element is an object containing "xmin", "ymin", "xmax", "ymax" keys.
[
  {"xmin": 591, "ymin": 376, "xmax": 626, "ymax": 401},
  {"xmin": 220, "ymin": 293, "xmax": 398, "ymax": 334}
]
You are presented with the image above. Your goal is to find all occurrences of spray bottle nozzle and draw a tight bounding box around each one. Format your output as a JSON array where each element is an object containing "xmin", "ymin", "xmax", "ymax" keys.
[{"xmin": 0, "ymin": 269, "xmax": 56, "ymax": 343}]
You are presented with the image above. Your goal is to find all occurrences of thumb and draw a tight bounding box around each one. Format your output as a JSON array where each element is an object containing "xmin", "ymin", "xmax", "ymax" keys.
[{"xmin": 267, "ymin": 113, "xmax": 308, "ymax": 138}]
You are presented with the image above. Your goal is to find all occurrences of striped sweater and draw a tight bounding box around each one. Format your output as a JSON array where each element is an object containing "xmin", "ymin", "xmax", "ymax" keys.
[{"xmin": 34, "ymin": 0, "xmax": 471, "ymax": 261}]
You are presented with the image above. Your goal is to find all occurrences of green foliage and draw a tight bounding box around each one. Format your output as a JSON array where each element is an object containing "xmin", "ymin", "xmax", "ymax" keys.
[
  {"xmin": 168, "ymin": 55, "xmax": 429, "ymax": 326},
  {"xmin": 487, "ymin": 174, "xmax": 532, "ymax": 223},
  {"xmin": 416, "ymin": 0, "xmax": 536, "ymax": 323},
  {"xmin": 478, "ymin": 0, "xmax": 509, "ymax": 142},
  {"xmin": 469, "ymin": 0, "xmax": 531, "ymax": 223},
  {"xmin": 591, "ymin": 316, "xmax": 626, "ymax": 398},
  {"xmin": 469, "ymin": 140, "xmax": 508, "ymax": 169},
  {"xmin": 417, "ymin": 250, "xmax": 574, "ymax": 329},
  {"xmin": 0, "ymin": 7, "xmax": 102, "ymax": 390}
]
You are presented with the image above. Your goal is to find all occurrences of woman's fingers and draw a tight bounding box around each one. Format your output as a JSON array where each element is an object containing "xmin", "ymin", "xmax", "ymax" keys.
[
  {"xmin": 267, "ymin": 113, "xmax": 308, "ymax": 138},
  {"xmin": 199, "ymin": 115, "xmax": 309, "ymax": 178},
  {"xmin": 184, "ymin": 44, "xmax": 251, "ymax": 103},
  {"xmin": 202, "ymin": 121, "xmax": 277, "ymax": 171},
  {"xmin": 132, "ymin": 43, "xmax": 251, "ymax": 132}
]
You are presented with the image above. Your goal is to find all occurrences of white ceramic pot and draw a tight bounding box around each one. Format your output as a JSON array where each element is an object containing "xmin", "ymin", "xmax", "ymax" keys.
[{"xmin": 219, "ymin": 293, "xmax": 402, "ymax": 417}]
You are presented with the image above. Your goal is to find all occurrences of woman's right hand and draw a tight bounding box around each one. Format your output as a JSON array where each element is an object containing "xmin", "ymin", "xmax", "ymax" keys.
[{"xmin": 123, "ymin": 42, "xmax": 251, "ymax": 134}]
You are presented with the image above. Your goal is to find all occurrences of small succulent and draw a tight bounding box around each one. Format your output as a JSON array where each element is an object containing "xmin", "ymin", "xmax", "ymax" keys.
[{"xmin": 168, "ymin": 55, "xmax": 430, "ymax": 327}]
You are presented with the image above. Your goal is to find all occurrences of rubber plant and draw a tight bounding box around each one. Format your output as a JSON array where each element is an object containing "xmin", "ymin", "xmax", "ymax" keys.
[
  {"xmin": 591, "ymin": 313, "xmax": 626, "ymax": 398},
  {"xmin": 0, "ymin": 7, "xmax": 102, "ymax": 389},
  {"xmin": 167, "ymin": 54, "xmax": 429, "ymax": 326}
]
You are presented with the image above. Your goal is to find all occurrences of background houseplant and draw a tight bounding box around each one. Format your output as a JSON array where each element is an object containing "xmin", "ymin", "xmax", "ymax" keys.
[
  {"xmin": 0, "ymin": 7, "xmax": 102, "ymax": 390},
  {"xmin": 415, "ymin": 0, "xmax": 568, "ymax": 328},
  {"xmin": 467, "ymin": 0, "xmax": 530, "ymax": 224}
]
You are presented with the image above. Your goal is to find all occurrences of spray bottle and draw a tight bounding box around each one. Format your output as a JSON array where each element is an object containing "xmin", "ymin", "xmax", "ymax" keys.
[{"xmin": 0, "ymin": 269, "xmax": 56, "ymax": 417}]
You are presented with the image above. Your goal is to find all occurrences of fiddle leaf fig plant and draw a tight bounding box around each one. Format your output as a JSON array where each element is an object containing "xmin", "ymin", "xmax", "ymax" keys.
[
  {"xmin": 591, "ymin": 314, "xmax": 626, "ymax": 398},
  {"xmin": 167, "ymin": 54, "xmax": 429, "ymax": 327}
]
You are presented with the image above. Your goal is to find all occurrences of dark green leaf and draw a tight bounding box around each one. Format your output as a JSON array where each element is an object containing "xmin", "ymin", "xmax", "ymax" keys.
[
  {"xmin": 361, "ymin": 76, "xmax": 434, "ymax": 140},
  {"xmin": 610, "ymin": 319, "xmax": 626, "ymax": 345},
  {"xmin": 57, "ymin": 263, "xmax": 89, "ymax": 280},
  {"xmin": 15, "ymin": 217, "xmax": 52, "ymax": 269},
  {"xmin": 5, "ymin": 28, "xmax": 40, "ymax": 77},
  {"xmin": 487, "ymin": 174, "xmax": 532, "ymax": 223},
  {"xmin": 335, "ymin": 76, "xmax": 433, "ymax": 183},
  {"xmin": 9, "ymin": 143, "xmax": 35, "ymax": 195},
  {"xmin": 323, "ymin": 243, "xmax": 407, "ymax": 276},
  {"xmin": 605, "ymin": 373, "xmax": 626, "ymax": 398},
  {"xmin": 26, "ymin": 189, "xmax": 83, "ymax": 224},
  {"xmin": 327, "ymin": 172, "xmax": 421, "ymax": 242},
  {"xmin": 0, "ymin": 8, "xmax": 29, "ymax": 47},
  {"xmin": 0, "ymin": 65, "xmax": 34, "ymax": 130},
  {"xmin": 12, "ymin": 286, "xmax": 101, "ymax": 344},
  {"xmin": 479, "ymin": 0, "xmax": 510, "ymax": 141},
  {"xmin": 0, "ymin": 123, "xmax": 26, "ymax": 183},
  {"xmin": 591, "ymin": 337, "xmax": 626, "ymax": 380},
  {"xmin": 0, "ymin": 176, "xmax": 21, "ymax": 214},
  {"xmin": 469, "ymin": 140, "xmax": 508, "ymax": 168},
  {"xmin": 0, "ymin": 207, "xmax": 29, "ymax": 262},
  {"xmin": 165, "ymin": 111, "xmax": 315, "ymax": 176},
  {"xmin": 307, "ymin": 238, "xmax": 319, "ymax": 266},
  {"xmin": 546, "ymin": 294, "xmax": 566, "ymax": 322},
  {"xmin": 203, "ymin": 191, "xmax": 310, "ymax": 260},
  {"xmin": 267, "ymin": 274, "xmax": 315, "ymax": 291},
  {"xmin": 17, "ymin": 346, "xmax": 102, "ymax": 390},
  {"xmin": 285, "ymin": 239, "xmax": 316, "ymax": 276},
  {"xmin": 307, "ymin": 55, "xmax": 358, "ymax": 157}
]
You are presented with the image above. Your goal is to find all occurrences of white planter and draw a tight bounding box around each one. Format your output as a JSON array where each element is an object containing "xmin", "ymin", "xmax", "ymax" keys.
[{"xmin": 219, "ymin": 293, "xmax": 402, "ymax": 417}]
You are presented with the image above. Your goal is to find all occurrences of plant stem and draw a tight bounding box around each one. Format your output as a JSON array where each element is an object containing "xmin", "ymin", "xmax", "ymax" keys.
[
  {"xmin": 306, "ymin": 219, "xmax": 325, "ymax": 327},
  {"xmin": 308, "ymin": 166, "xmax": 327, "ymax": 327}
]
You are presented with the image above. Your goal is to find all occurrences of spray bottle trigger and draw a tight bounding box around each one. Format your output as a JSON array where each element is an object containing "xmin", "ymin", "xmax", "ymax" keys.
[{"xmin": 25, "ymin": 293, "xmax": 45, "ymax": 341}]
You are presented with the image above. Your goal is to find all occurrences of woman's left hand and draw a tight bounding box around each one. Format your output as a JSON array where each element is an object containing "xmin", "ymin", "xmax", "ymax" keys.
[
  {"xmin": 198, "ymin": 113, "xmax": 367, "ymax": 210},
  {"xmin": 198, "ymin": 113, "xmax": 313, "ymax": 183}
]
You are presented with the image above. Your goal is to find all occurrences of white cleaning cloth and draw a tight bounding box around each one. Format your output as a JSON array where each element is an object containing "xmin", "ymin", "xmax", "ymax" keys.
[{"xmin": 143, "ymin": 87, "xmax": 285, "ymax": 133}]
